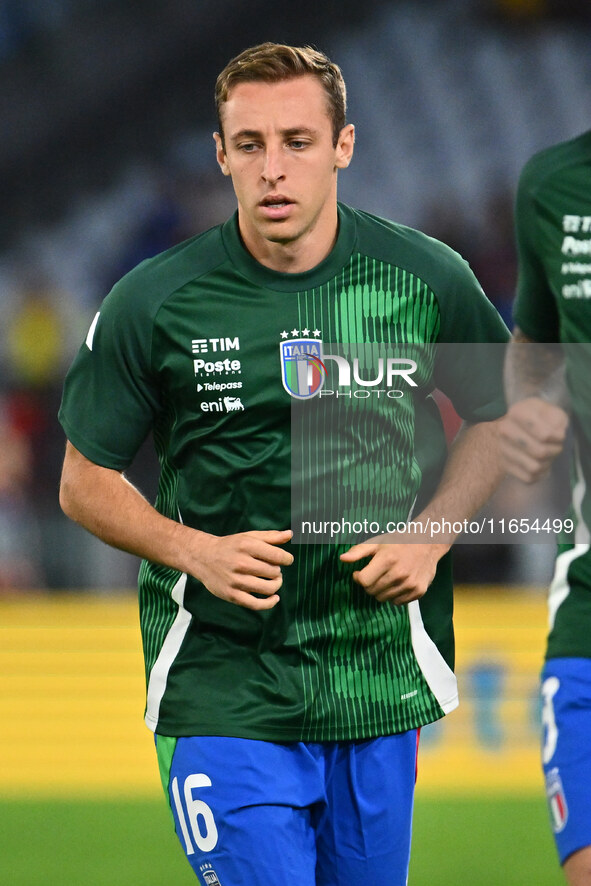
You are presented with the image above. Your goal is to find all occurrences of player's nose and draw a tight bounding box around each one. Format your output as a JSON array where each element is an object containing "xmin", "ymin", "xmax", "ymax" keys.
[{"xmin": 261, "ymin": 146, "xmax": 285, "ymax": 183}]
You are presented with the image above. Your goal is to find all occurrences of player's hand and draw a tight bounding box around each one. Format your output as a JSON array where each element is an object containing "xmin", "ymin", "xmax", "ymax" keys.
[
  {"xmin": 499, "ymin": 398, "xmax": 569, "ymax": 484},
  {"xmin": 340, "ymin": 538, "xmax": 445, "ymax": 605},
  {"xmin": 192, "ymin": 529, "xmax": 294, "ymax": 610}
]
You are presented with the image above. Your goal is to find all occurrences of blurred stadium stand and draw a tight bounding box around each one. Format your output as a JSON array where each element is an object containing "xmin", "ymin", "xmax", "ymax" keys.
[{"xmin": 0, "ymin": 0, "xmax": 589, "ymax": 591}]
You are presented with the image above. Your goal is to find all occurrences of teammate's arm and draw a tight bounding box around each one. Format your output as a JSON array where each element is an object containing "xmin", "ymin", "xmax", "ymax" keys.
[
  {"xmin": 59, "ymin": 441, "xmax": 293, "ymax": 610},
  {"xmin": 499, "ymin": 326, "xmax": 569, "ymax": 484},
  {"xmin": 340, "ymin": 417, "xmax": 504, "ymax": 604}
]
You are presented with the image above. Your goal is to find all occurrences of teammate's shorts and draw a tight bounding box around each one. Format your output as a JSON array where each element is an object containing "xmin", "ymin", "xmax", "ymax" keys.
[
  {"xmin": 541, "ymin": 657, "xmax": 591, "ymax": 865},
  {"xmin": 155, "ymin": 731, "xmax": 419, "ymax": 886}
]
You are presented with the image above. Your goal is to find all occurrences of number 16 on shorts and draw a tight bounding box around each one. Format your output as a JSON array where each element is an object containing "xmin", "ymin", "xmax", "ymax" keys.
[{"xmin": 171, "ymin": 773, "xmax": 219, "ymax": 854}]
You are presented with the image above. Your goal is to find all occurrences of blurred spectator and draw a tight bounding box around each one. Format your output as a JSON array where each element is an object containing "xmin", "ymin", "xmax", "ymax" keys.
[
  {"xmin": 423, "ymin": 191, "xmax": 517, "ymax": 329},
  {"xmin": 2, "ymin": 268, "xmax": 84, "ymax": 505},
  {"xmin": 0, "ymin": 396, "xmax": 45, "ymax": 591},
  {"xmin": 488, "ymin": 0, "xmax": 591, "ymax": 22},
  {"xmin": 491, "ymin": 0, "xmax": 549, "ymax": 21},
  {"xmin": 0, "ymin": 1, "xmax": 37, "ymax": 61},
  {"xmin": 102, "ymin": 170, "xmax": 194, "ymax": 291},
  {"xmin": 6, "ymin": 283, "xmax": 63, "ymax": 388},
  {"xmin": 468, "ymin": 191, "xmax": 517, "ymax": 329}
]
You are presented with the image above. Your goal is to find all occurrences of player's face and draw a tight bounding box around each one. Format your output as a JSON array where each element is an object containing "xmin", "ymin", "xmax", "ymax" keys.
[{"xmin": 214, "ymin": 75, "xmax": 355, "ymax": 272}]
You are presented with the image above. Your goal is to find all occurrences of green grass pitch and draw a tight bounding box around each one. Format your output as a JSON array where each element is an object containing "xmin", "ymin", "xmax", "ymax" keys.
[
  {"xmin": 0, "ymin": 795, "xmax": 563, "ymax": 885},
  {"xmin": 410, "ymin": 795, "xmax": 562, "ymax": 885}
]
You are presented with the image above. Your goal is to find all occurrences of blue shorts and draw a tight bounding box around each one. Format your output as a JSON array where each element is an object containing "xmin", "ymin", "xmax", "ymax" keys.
[
  {"xmin": 541, "ymin": 658, "xmax": 591, "ymax": 864},
  {"xmin": 156, "ymin": 731, "xmax": 419, "ymax": 886}
]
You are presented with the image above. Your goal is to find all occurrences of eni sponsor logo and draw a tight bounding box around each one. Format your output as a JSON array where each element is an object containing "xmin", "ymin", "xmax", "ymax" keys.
[
  {"xmin": 562, "ymin": 279, "xmax": 591, "ymax": 299},
  {"xmin": 200, "ymin": 396, "xmax": 244, "ymax": 413}
]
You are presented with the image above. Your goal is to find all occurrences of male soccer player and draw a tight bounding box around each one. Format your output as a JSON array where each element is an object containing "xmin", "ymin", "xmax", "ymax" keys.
[
  {"xmin": 500, "ymin": 130, "xmax": 591, "ymax": 886},
  {"xmin": 59, "ymin": 43, "xmax": 508, "ymax": 885}
]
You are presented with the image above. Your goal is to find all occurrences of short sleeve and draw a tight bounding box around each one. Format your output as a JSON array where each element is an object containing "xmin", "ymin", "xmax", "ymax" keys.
[
  {"xmin": 433, "ymin": 249, "xmax": 509, "ymax": 422},
  {"xmin": 512, "ymin": 162, "xmax": 560, "ymax": 342},
  {"xmin": 58, "ymin": 281, "xmax": 162, "ymax": 470}
]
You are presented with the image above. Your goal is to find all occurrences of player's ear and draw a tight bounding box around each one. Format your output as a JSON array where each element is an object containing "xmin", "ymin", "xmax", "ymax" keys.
[
  {"xmin": 213, "ymin": 132, "xmax": 231, "ymax": 176},
  {"xmin": 335, "ymin": 124, "xmax": 355, "ymax": 170}
]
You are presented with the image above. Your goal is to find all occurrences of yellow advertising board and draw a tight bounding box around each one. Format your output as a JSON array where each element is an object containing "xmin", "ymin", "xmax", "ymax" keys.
[
  {"xmin": 419, "ymin": 586, "xmax": 548, "ymax": 796},
  {"xmin": 0, "ymin": 595, "xmax": 157, "ymax": 797},
  {"xmin": 0, "ymin": 588, "xmax": 550, "ymax": 797}
]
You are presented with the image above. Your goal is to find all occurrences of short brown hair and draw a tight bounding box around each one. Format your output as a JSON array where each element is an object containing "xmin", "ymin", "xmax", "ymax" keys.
[{"xmin": 215, "ymin": 42, "xmax": 347, "ymax": 147}]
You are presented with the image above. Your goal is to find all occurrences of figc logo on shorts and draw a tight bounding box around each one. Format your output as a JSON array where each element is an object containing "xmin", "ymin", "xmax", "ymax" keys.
[
  {"xmin": 199, "ymin": 863, "xmax": 222, "ymax": 886},
  {"xmin": 280, "ymin": 330, "xmax": 326, "ymax": 400},
  {"xmin": 546, "ymin": 767, "xmax": 568, "ymax": 833}
]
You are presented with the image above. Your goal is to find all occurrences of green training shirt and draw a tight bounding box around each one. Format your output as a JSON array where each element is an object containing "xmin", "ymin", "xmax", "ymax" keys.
[
  {"xmin": 59, "ymin": 203, "xmax": 507, "ymax": 740},
  {"xmin": 513, "ymin": 130, "xmax": 591, "ymax": 659}
]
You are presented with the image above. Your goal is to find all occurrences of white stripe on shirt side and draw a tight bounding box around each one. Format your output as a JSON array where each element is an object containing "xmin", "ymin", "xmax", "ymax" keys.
[
  {"xmin": 85, "ymin": 312, "xmax": 100, "ymax": 350},
  {"xmin": 408, "ymin": 600, "xmax": 459, "ymax": 714},
  {"xmin": 548, "ymin": 441, "xmax": 590, "ymax": 629},
  {"xmin": 144, "ymin": 573, "xmax": 191, "ymax": 732}
]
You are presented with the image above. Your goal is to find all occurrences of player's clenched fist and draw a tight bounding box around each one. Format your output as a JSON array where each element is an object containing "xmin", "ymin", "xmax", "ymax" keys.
[
  {"xmin": 499, "ymin": 397, "xmax": 569, "ymax": 484},
  {"xmin": 340, "ymin": 540, "xmax": 443, "ymax": 605},
  {"xmin": 191, "ymin": 529, "xmax": 294, "ymax": 610}
]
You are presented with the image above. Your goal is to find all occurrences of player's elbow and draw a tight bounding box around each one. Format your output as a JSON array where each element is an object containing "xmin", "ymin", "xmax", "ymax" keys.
[
  {"xmin": 59, "ymin": 471, "xmax": 79, "ymax": 522},
  {"xmin": 59, "ymin": 441, "xmax": 94, "ymax": 523},
  {"xmin": 59, "ymin": 450, "xmax": 87, "ymax": 524}
]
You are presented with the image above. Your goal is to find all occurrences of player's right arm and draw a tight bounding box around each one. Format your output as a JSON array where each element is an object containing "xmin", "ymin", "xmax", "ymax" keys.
[
  {"xmin": 59, "ymin": 441, "xmax": 293, "ymax": 610},
  {"xmin": 500, "ymin": 327, "xmax": 569, "ymax": 484}
]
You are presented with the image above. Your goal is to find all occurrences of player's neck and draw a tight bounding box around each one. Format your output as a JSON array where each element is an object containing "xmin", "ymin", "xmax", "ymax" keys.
[{"xmin": 237, "ymin": 207, "xmax": 339, "ymax": 274}]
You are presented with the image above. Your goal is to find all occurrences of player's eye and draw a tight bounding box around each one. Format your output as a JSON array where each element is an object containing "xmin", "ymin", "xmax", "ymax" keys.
[{"xmin": 238, "ymin": 142, "xmax": 259, "ymax": 153}]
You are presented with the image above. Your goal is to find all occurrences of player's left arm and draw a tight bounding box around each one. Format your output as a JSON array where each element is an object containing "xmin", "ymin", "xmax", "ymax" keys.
[
  {"xmin": 340, "ymin": 418, "xmax": 504, "ymax": 604},
  {"xmin": 499, "ymin": 327, "xmax": 569, "ymax": 484}
]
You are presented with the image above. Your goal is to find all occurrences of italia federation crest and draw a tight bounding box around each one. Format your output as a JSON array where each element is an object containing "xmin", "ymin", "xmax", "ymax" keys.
[
  {"xmin": 546, "ymin": 767, "xmax": 568, "ymax": 833},
  {"xmin": 200, "ymin": 864, "xmax": 223, "ymax": 886},
  {"xmin": 280, "ymin": 332, "xmax": 326, "ymax": 400}
]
